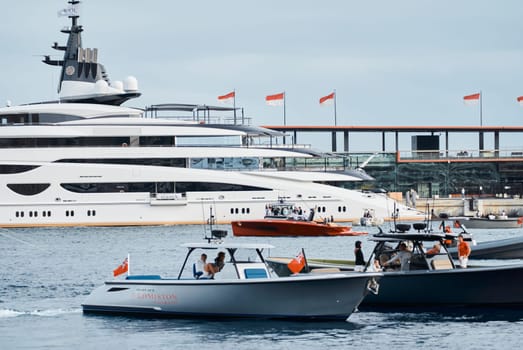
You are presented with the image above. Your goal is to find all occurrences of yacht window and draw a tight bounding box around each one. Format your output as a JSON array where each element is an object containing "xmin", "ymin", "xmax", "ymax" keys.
[
  {"xmin": 55, "ymin": 158, "xmax": 186, "ymax": 168},
  {"xmin": 176, "ymin": 135, "xmax": 241, "ymax": 147},
  {"xmin": 0, "ymin": 164, "xmax": 40, "ymax": 174},
  {"xmin": 0, "ymin": 137, "xmax": 130, "ymax": 148},
  {"xmin": 61, "ymin": 182, "xmax": 156, "ymax": 193},
  {"xmin": 191, "ymin": 157, "xmax": 260, "ymax": 170},
  {"xmin": 7, "ymin": 183, "xmax": 50, "ymax": 196},
  {"xmin": 61, "ymin": 181, "xmax": 268, "ymax": 194},
  {"xmin": 0, "ymin": 113, "xmax": 83, "ymax": 124},
  {"xmin": 175, "ymin": 182, "xmax": 269, "ymax": 192},
  {"xmin": 139, "ymin": 136, "xmax": 174, "ymax": 146}
]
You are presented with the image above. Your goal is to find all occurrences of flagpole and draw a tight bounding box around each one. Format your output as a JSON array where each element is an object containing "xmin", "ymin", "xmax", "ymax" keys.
[
  {"xmin": 283, "ymin": 91, "xmax": 286, "ymax": 126},
  {"xmin": 333, "ymin": 89, "xmax": 337, "ymax": 126},
  {"xmin": 479, "ymin": 90, "xmax": 483, "ymax": 126},
  {"xmin": 301, "ymin": 248, "xmax": 310, "ymax": 273},
  {"xmin": 233, "ymin": 89, "xmax": 237, "ymax": 125}
]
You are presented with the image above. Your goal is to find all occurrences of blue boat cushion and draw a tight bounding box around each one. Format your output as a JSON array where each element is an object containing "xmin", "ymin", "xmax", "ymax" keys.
[
  {"xmin": 244, "ymin": 268, "xmax": 268, "ymax": 279},
  {"xmin": 126, "ymin": 275, "xmax": 162, "ymax": 280},
  {"xmin": 193, "ymin": 263, "xmax": 203, "ymax": 279}
]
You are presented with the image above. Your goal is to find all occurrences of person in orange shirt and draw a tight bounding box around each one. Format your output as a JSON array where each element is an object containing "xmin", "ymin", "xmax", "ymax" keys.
[{"xmin": 457, "ymin": 234, "xmax": 471, "ymax": 268}]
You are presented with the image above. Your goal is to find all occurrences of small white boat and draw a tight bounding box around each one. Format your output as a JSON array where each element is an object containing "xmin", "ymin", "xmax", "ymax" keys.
[
  {"xmin": 82, "ymin": 233, "xmax": 381, "ymax": 321},
  {"xmin": 456, "ymin": 216, "xmax": 523, "ymax": 229},
  {"xmin": 360, "ymin": 209, "xmax": 384, "ymax": 227}
]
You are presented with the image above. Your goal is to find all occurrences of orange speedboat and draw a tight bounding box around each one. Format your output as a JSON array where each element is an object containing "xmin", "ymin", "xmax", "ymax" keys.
[
  {"xmin": 231, "ymin": 219, "xmax": 367, "ymax": 237},
  {"xmin": 231, "ymin": 200, "xmax": 367, "ymax": 237}
]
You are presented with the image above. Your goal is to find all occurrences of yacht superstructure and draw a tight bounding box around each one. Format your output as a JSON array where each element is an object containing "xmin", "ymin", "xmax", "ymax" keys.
[{"xmin": 0, "ymin": 1, "xmax": 423, "ymax": 227}]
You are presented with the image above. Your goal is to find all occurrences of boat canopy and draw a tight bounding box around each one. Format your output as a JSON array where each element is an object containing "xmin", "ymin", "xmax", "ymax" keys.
[
  {"xmin": 369, "ymin": 233, "xmax": 448, "ymax": 242},
  {"xmin": 181, "ymin": 242, "xmax": 275, "ymax": 250}
]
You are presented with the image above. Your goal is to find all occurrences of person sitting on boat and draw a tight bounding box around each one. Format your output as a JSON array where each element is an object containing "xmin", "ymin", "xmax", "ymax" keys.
[
  {"xmin": 438, "ymin": 221, "xmax": 452, "ymax": 233},
  {"xmin": 426, "ymin": 243, "xmax": 441, "ymax": 256},
  {"xmin": 194, "ymin": 253, "xmax": 207, "ymax": 278},
  {"xmin": 205, "ymin": 251, "xmax": 226, "ymax": 278},
  {"xmin": 383, "ymin": 242, "xmax": 412, "ymax": 271},
  {"xmin": 372, "ymin": 258, "xmax": 382, "ymax": 272},
  {"xmin": 457, "ymin": 234, "xmax": 471, "ymax": 268},
  {"xmin": 354, "ymin": 240, "xmax": 365, "ymax": 272}
]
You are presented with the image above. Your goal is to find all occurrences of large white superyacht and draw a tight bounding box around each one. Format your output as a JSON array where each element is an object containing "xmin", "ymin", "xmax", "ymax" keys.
[{"xmin": 0, "ymin": 1, "xmax": 422, "ymax": 227}]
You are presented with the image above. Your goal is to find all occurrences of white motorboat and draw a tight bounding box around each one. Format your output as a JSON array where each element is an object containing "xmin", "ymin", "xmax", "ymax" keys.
[
  {"xmin": 0, "ymin": 1, "xmax": 425, "ymax": 227},
  {"xmin": 81, "ymin": 233, "xmax": 381, "ymax": 320}
]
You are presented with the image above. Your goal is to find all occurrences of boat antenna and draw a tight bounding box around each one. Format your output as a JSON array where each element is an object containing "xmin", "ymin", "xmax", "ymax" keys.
[
  {"xmin": 45, "ymin": 0, "xmax": 141, "ymax": 105},
  {"xmin": 204, "ymin": 206, "xmax": 227, "ymax": 243},
  {"xmin": 391, "ymin": 202, "xmax": 397, "ymax": 233}
]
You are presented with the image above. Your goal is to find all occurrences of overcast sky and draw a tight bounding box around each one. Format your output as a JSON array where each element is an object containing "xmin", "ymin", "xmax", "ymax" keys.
[{"xmin": 1, "ymin": 0, "xmax": 522, "ymax": 150}]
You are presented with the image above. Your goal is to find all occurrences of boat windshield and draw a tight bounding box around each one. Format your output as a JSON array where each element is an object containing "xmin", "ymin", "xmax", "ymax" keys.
[
  {"xmin": 177, "ymin": 243, "xmax": 272, "ymax": 280},
  {"xmin": 368, "ymin": 235, "xmax": 455, "ymax": 272}
]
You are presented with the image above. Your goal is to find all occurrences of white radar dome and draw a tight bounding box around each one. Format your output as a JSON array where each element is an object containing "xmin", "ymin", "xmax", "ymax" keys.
[
  {"xmin": 111, "ymin": 80, "xmax": 124, "ymax": 91},
  {"xmin": 124, "ymin": 76, "xmax": 138, "ymax": 91},
  {"xmin": 94, "ymin": 79, "xmax": 109, "ymax": 93}
]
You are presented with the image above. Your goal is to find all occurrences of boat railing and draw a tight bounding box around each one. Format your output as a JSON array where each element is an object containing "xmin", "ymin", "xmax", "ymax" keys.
[{"xmin": 397, "ymin": 148, "xmax": 523, "ymax": 162}]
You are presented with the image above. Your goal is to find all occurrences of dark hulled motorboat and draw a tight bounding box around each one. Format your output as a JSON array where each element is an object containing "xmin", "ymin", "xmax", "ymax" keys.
[{"xmin": 359, "ymin": 232, "xmax": 523, "ymax": 310}]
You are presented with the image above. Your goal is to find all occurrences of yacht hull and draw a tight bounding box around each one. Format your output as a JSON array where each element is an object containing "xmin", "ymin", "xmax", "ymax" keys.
[
  {"xmin": 361, "ymin": 264, "xmax": 523, "ymax": 309},
  {"xmin": 460, "ymin": 217, "xmax": 523, "ymax": 229},
  {"xmin": 82, "ymin": 273, "xmax": 380, "ymax": 320},
  {"xmin": 0, "ymin": 162, "xmax": 424, "ymax": 228}
]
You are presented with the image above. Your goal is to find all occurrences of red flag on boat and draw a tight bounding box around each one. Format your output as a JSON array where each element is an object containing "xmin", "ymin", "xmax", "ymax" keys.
[
  {"xmin": 463, "ymin": 93, "xmax": 480, "ymax": 105},
  {"xmin": 319, "ymin": 92, "xmax": 335, "ymax": 105},
  {"xmin": 266, "ymin": 92, "xmax": 285, "ymax": 106},
  {"xmin": 113, "ymin": 257, "xmax": 129, "ymax": 277},
  {"xmin": 517, "ymin": 96, "xmax": 523, "ymax": 106},
  {"xmin": 287, "ymin": 250, "xmax": 306, "ymax": 274},
  {"xmin": 518, "ymin": 217, "xmax": 523, "ymax": 225},
  {"xmin": 218, "ymin": 91, "xmax": 235, "ymax": 103}
]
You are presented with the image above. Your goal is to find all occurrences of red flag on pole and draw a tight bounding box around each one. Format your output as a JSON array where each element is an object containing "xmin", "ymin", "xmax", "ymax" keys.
[
  {"xmin": 218, "ymin": 91, "xmax": 235, "ymax": 103},
  {"xmin": 319, "ymin": 92, "xmax": 335, "ymax": 105},
  {"xmin": 463, "ymin": 93, "xmax": 480, "ymax": 105},
  {"xmin": 517, "ymin": 96, "xmax": 523, "ymax": 106},
  {"xmin": 266, "ymin": 92, "xmax": 285, "ymax": 106},
  {"xmin": 113, "ymin": 257, "xmax": 129, "ymax": 277},
  {"xmin": 287, "ymin": 251, "xmax": 306, "ymax": 274}
]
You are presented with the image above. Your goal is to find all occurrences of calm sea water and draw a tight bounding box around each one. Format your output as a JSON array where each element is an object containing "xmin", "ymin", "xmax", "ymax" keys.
[{"xmin": 1, "ymin": 223, "xmax": 523, "ymax": 350}]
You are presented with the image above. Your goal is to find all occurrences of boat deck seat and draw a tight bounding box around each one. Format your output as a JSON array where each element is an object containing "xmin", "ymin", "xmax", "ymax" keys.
[
  {"xmin": 193, "ymin": 263, "xmax": 203, "ymax": 279},
  {"xmin": 244, "ymin": 268, "xmax": 268, "ymax": 279},
  {"xmin": 236, "ymin": 263, "xmax": 269, "ymax": 279},
  {"xmin": 310, "ymin": 267, "xmax": 341, "ymax": 273},
  {"xmin": 431, "ymin": 259, "xmax": 453, "ymax": 270}
]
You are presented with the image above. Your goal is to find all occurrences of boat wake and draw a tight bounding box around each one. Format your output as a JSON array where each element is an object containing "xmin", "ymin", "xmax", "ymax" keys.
[{"xmin": 0, "ymin": 307, "xmax": 81, "ymax": 318}]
